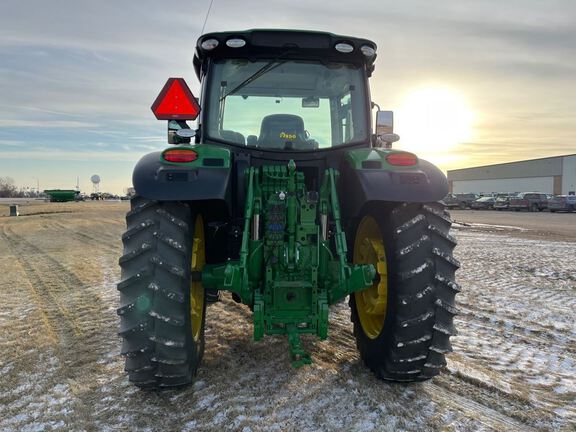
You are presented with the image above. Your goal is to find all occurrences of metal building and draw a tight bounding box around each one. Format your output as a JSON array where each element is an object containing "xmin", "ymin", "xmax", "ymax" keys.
[{"xmin": 447, "ymin": 154, "xmax": 576, "ymax": 195}]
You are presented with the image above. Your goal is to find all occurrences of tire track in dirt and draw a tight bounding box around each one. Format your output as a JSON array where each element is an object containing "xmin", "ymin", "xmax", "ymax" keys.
[
  {"xmin": 208, "ymin": 277, "xmax": 574, "ymax": 430},
  {"xmin": 49, "ymin": 219, "xmax": 121, "ymax": 253},
  {"xmin": 0, "ymin": 225, "xmax": 115, "ymax": 370},
  {"xmin": 320, "ymin": 302, "xmax": 548, "ymax": 430},
  {"xmin": 458, "ymin": 282, "xmax": 576, "ymax": 320},
  {"xmin": 438, "ymin": 358, "xmax": 568, "ymax": 429},
  {"xmin": 207, "ymin": 292, "xmax": 549, "ymax": 430},
  {"xmin": 0, "ymin": 220, "xmax": 122, "ymax": 431},
  {"xmin": 313, "ymin": 282, "xmax": 548, "ymax": 429},
  {"xmin": 2, "ymin": 205, "xmax": 575, "ymax": 431},
  {"xmin": 457, "ymin": 312, "xmax": 576, "ymax": 356},
  {"xmin": 452, "ymin": 317, "xmax": 576, "ymax": 422},
  {"xmin": 425, "ymin": 381, "xmax": 539, "ymax": 431},
  {"xmin": 452, "ymin": 229, "xmax": 576, "ymax": 425},
  {"xmin": 0, "ymin": 225, "xmax": 79, "ymax": 350}
]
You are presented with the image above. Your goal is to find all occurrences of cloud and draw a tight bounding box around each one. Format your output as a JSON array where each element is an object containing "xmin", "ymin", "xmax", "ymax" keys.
[
  {"xmin": 0, "ymin": 1, "xmax": 205, "ymax": 58},
  {"xmin": 0, "ymin": 119, "xmax": 98, "ymax": 128},
  {"xmin": 0, "ymin": 148, "xmax": 144, "ymax": 162},
  {"xmin": 0, "ymin": 0, "xmax": 575, "ymax": 192},
  {"xmin": 0, "ymin": 139, "xmax": 25, "ymax": 147}
]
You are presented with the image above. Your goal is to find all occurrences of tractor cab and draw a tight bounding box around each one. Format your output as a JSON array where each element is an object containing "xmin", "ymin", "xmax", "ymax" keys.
[
  {"xmin": 156, "ymin": 30, "xmax": 397, "ymax": 152},
  {"xmin": 193, "ymin": 30, "xmax": 376, "ymax": 152}
]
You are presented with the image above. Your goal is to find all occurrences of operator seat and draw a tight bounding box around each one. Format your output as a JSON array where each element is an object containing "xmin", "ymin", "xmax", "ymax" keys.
[
  {"xmin": 257, "ymin": 114, "xmax": 317, "ymax": 150},
  {"xmin": 220, "ymin": 130, "xmax": 245, "ymax": 145}
]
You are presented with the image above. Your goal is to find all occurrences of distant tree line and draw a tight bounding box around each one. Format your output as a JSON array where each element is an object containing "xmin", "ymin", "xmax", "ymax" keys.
[{"xmin": 0, "ymin": 176, "xmax": 42, "ymax": 198}]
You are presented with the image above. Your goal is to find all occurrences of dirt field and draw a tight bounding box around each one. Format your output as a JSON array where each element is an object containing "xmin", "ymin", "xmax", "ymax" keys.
[
  {"xmin": 450, "ymin": 209, "xmax": 576, "ymax": 241},
  {"xmin": 0, "ymin": 202, "xmax": 574, "ymax": 431}
]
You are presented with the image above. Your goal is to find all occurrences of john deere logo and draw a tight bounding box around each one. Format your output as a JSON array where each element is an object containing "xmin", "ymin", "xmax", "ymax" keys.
[{"xmin": 279, "ymin": 132, "xmax": 296, "ymax": 140}]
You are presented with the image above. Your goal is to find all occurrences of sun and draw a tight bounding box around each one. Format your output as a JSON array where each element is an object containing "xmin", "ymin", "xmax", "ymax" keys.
[{"xmin": 395, "ymin": 86, "xmax": 475, "ymax": 155}]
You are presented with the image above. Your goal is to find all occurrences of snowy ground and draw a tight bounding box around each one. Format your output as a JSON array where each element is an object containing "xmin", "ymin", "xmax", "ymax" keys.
[{"xmin": 0, "ymin": 203, "xmax": 574, "ymax": 431}]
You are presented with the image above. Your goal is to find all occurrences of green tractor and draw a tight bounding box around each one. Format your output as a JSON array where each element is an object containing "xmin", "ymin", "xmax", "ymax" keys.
[{"xmin": 118, "ymin": 29, "xmax": 459, "ymax": 389}]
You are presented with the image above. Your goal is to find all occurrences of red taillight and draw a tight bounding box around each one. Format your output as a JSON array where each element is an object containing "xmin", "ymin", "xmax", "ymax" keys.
[
  {"xmin": 151, "ymin": 78, "xmax": 201, "ymax": 120},
  {"xmin": 163, "ymin": 149, "xmax": 198, "ymax": 163},
  {"xmin": 386, "ymin": 152, "xmax": 418, "ymax": 166}
]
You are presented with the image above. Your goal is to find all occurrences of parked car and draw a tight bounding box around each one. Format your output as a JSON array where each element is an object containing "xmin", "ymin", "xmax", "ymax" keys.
[
  {"xmin": 442, "ymin": 194, "xmax": 458, "ymax": 207},
  {"xmin": 442, "ymin": 193, "xmax": 479, "ymax": 209},
  {"xmin": 470, "ymin": 196, "xmax": 496, "ymax": 210},
  {"xmin": 548, "ymin": 195, "xmax": 576, "ymax": 212},
  {"xmin": 493, "ymin": 194, "xmax": 512, "ymax": 210},
  {"xmin": 508, "ymin": 192, "xmax": 548, "ymax": 212}
]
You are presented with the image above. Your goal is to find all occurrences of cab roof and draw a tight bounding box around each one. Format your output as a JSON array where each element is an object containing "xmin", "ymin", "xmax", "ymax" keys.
[{"xmin": 193, "ymin": 29, "xmax": 377, "ymax": 80}]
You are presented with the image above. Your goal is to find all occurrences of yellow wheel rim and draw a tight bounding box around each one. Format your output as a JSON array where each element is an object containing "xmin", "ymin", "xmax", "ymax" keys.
[
  {"xmin": 353, "ymin": 215, "xmax": 388, "ymax": 339},
  {"xmin": 190, "ymin": 215, "xmax": 205, "ymax": 342}
]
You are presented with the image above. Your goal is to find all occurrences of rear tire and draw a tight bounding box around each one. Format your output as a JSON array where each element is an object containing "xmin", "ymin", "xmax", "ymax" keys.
[
  {"xmin": 350, "ymin": 202, "xmax": 460, "ymax": 381},
  {"xmin": 117, "ymin": 197, "xmax": 206, "ymax": 389}
]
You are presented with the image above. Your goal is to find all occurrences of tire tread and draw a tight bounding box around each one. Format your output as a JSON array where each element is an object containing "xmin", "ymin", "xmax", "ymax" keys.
[
  {"xmin": 350, "ymin": 202, "xmax": 459, "ymax": 381},
  {"xmin": 117, "ymin": 196, "xmax": 204, "ymax": 389}
]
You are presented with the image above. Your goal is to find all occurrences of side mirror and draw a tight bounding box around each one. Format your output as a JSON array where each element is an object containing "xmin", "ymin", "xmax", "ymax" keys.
[
  {"xmin": 379, "ymin": 133, "xmax": 400, "ymax": 143},
  {"xmin": 168, "ymin": 120, "xmax": 194, "ymax": 144},
  {"xmin": 374, "ymin": 110, "xmax": 400, "ymax": 148},
  {"xmin": 375, "ymin": 110, "xmax": 394, "ymax": 135}
]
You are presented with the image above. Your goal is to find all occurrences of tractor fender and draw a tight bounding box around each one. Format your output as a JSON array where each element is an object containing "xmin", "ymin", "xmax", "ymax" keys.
[
  {"xmin": 132, "ymin": 151, "xmax": 231, "ymax": 202},
  {"xmin": 339, "ymin": 156, "xmax": 448, "ymax": 220}
]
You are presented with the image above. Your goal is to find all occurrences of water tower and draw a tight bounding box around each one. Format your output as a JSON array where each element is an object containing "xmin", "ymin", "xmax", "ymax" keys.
[{"xmin": 91, "ymin": 175, "xmax": 101, "ymax": 193}]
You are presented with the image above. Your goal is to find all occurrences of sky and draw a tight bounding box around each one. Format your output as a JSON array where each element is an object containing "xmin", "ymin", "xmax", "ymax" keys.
[{"xmin": 1, "ymin": 0, "xmax": 575, "ymax": 194}]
